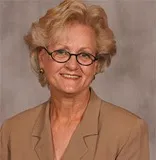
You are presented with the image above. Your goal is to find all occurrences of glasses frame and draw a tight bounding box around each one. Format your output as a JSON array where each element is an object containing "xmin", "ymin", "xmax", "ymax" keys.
[{"xmin": 42, "ymin": 47, "xmax": 98, "ymax": 66}]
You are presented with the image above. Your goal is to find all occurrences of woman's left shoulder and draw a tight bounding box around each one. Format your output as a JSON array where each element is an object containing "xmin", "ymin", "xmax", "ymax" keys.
[
  {"xmin": 99, "ymin": 99, "xmax": 148, "ymax": 130},
  {"xmin": 94, "ymin": 99, "xmax": 149, "ymax": 160}
]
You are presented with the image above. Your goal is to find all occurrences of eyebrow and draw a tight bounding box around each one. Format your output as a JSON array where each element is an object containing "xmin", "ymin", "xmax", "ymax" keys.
[{"xmin": 53, "ymin": 44, "xmax": 95, "ymax": 53}]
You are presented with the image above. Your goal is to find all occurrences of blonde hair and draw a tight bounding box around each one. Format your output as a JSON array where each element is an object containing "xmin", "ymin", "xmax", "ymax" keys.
[{"xmin": 24, "ymin": 0, "xmax": 116, "ymax": 87}]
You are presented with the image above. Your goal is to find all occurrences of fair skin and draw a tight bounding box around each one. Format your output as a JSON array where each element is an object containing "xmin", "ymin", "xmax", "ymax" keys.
[{"xmin": 39, "ymin": 23, "xmax": 98, "ymax": 160}]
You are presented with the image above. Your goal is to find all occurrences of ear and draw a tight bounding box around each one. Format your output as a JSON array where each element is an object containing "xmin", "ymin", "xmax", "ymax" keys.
[
  {"xmin": 94, "ymin": 61, "xmax": 99, "ymax": 75},
  {"xmin": 38, "ymin": 49, "xmax": 46, "ymax": 68}
]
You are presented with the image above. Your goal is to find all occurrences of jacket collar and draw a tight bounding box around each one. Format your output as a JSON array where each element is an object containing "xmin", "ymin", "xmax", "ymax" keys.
[
  {"xmin": 31, "ymin": 88, "xmax": 101, "ymax": 160},
  {"xmin": 62, "ymin": 88, "xmax": 101, "ymax": 160},
  {"xmin": 32, "ymin": 102, "xmax": 54, "ymax": 160}
]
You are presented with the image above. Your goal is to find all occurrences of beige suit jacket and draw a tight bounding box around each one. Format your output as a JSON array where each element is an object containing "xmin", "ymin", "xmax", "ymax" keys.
[{"xmin": 0, "ymin": 89, "xmax": 149, "ymax": 160}]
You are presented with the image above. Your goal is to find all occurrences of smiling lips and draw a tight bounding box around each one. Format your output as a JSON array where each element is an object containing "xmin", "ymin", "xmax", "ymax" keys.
[{"xmin": 60, "ymin": 73, "xmax": 81, "ymax": 79}]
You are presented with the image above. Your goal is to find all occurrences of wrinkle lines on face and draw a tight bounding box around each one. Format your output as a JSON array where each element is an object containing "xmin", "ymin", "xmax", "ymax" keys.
[{"xmin": 39, "ymin": 23, "xmax": 98, "ymax": 95}]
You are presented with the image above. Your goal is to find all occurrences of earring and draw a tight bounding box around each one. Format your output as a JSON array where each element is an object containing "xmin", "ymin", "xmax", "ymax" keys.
[
  {"xmin": 39, "ymin": 68, "xmax": 47, "ymax": 87},
  {"xmin": 39, "ymin": 68, "xmax": 44, "ymax": 74}
]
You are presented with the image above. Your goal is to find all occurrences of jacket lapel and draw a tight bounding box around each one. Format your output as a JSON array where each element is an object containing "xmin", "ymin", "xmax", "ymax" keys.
[
  {"xmin": 62, "ymin": 89, "xmax": 101, "ymax": 160},
  {"xmin": 30, "ymin": 88, "xmax": 101, "ymax": 160},
  {"xmin": 32, "ymin": 102, "xmax": 54, "ymax": 160}
]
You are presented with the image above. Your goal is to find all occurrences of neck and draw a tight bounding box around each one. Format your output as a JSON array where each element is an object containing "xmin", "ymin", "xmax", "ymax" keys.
[{"xmin": 49, "ymin": 88, "xmax": 91, "ymax": 123}]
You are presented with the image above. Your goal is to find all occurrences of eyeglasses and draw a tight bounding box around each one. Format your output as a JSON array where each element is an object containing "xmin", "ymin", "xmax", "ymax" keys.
[{"xmin": 42, "ymin": 47, "xmax": 98, "ymax": 66}]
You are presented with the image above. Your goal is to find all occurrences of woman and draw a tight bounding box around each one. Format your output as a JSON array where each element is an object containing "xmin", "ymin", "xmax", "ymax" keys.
[{"xmin": 0, "ymin": 0, "xmax": 149, "ymax": 160}]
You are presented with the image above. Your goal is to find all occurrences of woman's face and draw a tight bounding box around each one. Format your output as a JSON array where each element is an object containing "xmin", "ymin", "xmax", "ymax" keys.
[{"xmin": 39, "ymin": 23, "xmax": 98, "ymax": 95}]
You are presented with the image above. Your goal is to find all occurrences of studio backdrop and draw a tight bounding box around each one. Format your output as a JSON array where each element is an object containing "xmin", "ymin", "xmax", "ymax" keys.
[{"xmin": 0, "ymin": 0, "xmax": 155, "ymax": 159}]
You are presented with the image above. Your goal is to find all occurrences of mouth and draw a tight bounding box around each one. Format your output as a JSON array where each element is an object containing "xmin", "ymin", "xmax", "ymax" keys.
[{"xmin": 60, "ymin": 73, "xmax": 81, "ymax": 79}]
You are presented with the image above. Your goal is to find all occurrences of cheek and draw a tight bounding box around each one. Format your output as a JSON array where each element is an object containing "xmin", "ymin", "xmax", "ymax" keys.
[
  {"xmin": 44, "ymin": 61, "xmax": 64, "ymax": 77},
  {"xmin": 83, "ymin": 65, "xmax": 96, "ymax": 79},
  {"xmin": 43, "ymin": 61, "xmax": 53, "ymax": 74}
]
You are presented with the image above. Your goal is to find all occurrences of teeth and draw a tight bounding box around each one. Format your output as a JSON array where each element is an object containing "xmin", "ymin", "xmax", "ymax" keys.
[{"xmin": 62, "ymin": 74, "xmax": 80, "ymax": 79}]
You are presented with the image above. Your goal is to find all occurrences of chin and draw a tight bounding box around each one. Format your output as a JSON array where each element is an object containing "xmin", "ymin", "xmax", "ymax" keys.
[
  {"xmin": 49, "ymin": 82, "xmax": 89, "ymax": 95},
  {"xmin": 60, "ymin": 85, "xmax": 90, "ymax": 95},
  {"xmin": 61, "ymin": 87, "xmax": 80, "ymax": 94}
]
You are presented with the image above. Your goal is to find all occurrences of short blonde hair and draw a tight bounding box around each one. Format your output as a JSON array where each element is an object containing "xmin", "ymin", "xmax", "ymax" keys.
[{"xmin": 24, "ymin": 0, "xmax": 116, "ymax": 87}]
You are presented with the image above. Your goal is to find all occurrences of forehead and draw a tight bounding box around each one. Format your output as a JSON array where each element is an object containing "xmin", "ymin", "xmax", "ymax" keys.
[{"xmin": 49, "ymin": 23, "xmax": 96, "ymax": 51}]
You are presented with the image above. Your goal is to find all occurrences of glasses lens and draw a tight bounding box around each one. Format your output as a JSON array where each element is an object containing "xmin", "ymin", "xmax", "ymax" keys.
[
  {"xmin": 52, "ymin": 49, "xmax": 69, "ymax": 62},
  {"xmin": 77, "ymin": 52, "xmax": 95, "ymax": 65}
]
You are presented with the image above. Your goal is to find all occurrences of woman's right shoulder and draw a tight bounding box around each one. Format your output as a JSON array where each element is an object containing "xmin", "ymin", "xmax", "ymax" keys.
[{"xmin": 0, "ymin": 101, "xmax": 48, "ymax": 133}]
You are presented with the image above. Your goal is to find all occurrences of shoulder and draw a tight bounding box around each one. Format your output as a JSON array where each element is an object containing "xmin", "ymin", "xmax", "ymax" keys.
[
  {"xmin": 97, "ymin": 100, "xmax": 149, "ymax": 159},
  {"xmin": 98, "ymin": 99, "xmax": 148, "ymax": 139},
  {"xmin": 90, "ymin": 88, "xmax": 148, "ymax": 131},
  {"xmin": 0, "ymin": 101, "xmax": 48, "ymax": 135},
  {"xmin": 99, "ymin": 99, "xmax": 144, "ymax": 125}
]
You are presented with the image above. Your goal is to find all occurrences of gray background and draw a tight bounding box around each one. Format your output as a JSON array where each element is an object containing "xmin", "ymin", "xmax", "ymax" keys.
[{"xmin": 0, "ymin": 0, "xmax": 155, "ymax": 159}]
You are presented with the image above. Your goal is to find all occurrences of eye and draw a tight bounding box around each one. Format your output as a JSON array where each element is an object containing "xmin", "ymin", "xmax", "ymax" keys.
[
  {"xmin": 53, "ymin": 49, "xmax": 69, "ymax": 57},
  {"xmin": 55, "ymin": 49, "xmax": 67, "ymax": 55},
  {"xmin": 79, "ymin": 52, "xmax": 94, "ymax": 60}
]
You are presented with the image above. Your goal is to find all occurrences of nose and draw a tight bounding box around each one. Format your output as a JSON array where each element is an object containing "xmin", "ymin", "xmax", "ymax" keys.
[{"xmin": 64, "ymin": 55, "xmax": 79, "ymax": 70}]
